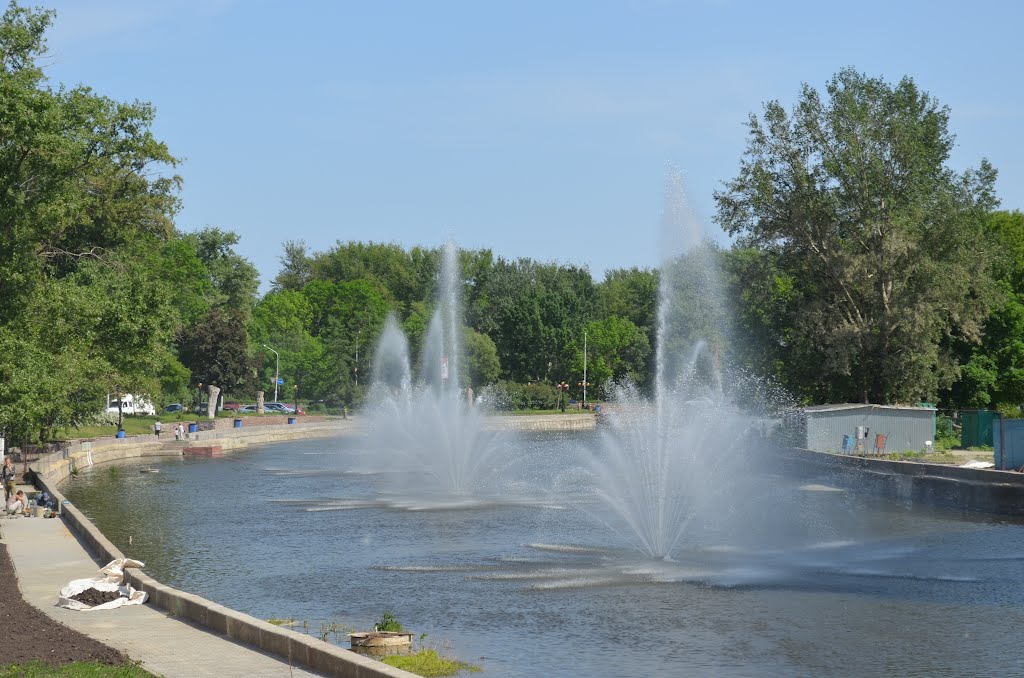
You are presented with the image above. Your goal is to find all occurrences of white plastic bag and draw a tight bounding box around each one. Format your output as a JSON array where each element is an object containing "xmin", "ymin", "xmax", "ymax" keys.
[{"xmin": 58, "ymin": 557, "xmax": 148, "ymax": 610}]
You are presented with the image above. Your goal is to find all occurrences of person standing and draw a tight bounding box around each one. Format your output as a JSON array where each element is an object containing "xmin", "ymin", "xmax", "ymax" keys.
[
  {"xmin": 1, "ymin": 457, "xmax": 15, "ymax": 503},
  {"xmin": 154, "ymin": 420, "xmax": 162, "ymax": 438}
]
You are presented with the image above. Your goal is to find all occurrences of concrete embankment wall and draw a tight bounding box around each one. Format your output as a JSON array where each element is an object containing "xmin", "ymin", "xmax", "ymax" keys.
[
  {"xmin": 487, "ymin": 413, "xmax": 596, "ymax": 431},
  {"xmin": 782, "ymin": 448, "xmax": 1024, "ymax": 516},
  {"xmin": 31, "ymin": 421, "xmax": 414, "ymax": 678}
]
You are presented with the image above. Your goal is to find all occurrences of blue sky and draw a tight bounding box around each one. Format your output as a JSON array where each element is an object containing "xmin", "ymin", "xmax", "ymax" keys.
[{"xmin": 41, "ymin": 0, "xmax": 1024, "ymax": 291}]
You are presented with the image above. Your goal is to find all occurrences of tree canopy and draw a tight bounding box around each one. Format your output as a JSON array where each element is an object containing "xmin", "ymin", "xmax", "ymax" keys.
[{"xmin": 715, "ymin": 68, "xmax": 999, "ymax": 404}]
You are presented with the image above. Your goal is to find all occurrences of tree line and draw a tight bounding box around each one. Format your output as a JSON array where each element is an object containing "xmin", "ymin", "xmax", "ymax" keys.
[{"xmin": 1, "ymin": 4, "xmax": 1022, "ymax": 447}]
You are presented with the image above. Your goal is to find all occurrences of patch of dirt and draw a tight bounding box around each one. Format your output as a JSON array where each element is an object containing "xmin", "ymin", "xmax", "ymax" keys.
[
  {"xmin": 69, "ymin": 588, "xmax": 123, "ymax": 606},
  {"xmin": 0, "ymin": 543, "xmax": 127, "ymax": 666}
]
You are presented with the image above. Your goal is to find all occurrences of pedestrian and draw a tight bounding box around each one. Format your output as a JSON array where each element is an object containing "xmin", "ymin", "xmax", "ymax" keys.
[
  {"xmin": 154, "ymin": 420, "xmax": 162, "ymax": 438},
  {"xmin": 1, "ymin": 457, "xmax": 15, "ymax": 503},
  {"xmin": 177, "ymin": 422, "xmax": 185, "ymax": 440}
]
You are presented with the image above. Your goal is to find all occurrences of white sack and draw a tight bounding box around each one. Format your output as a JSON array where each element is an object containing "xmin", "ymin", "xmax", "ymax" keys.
[{"xmin": 58, "ymin": 557, "xmax": 148, "ymax": 610}]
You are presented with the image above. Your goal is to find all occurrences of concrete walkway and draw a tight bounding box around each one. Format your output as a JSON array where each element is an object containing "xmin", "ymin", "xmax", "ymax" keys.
[{"xmin": 1, "ymin": 511, "xmax": 325, "ymax": 677}]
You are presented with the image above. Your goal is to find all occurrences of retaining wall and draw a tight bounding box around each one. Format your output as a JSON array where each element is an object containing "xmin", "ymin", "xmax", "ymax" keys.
[
  {"xmin": 31, "ymin": 422, "xmax": 413, "ymax": 678},
  {"xmin": 487, "ymin": 413, "xmax": 596, "ymax": 431},
  {"xmin": 781, "ymin": 448, "xmax": 1024, "ymax": 515}
]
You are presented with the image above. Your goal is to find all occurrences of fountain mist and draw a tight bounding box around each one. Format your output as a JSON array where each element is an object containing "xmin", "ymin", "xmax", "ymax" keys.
[
  {"xmin": 363, "ymin": 240, "xmax": 515, "ymax": 504},
  {"xmin": 587, "ymin": 168, "xmax": 760, "ymax": 559}
]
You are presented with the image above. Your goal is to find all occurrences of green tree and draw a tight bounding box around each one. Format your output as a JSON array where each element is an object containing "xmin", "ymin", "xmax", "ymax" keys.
[
  {"xmin": 0, "ymin": 3, "xmax": 182, "ymax": 442},
  {"xmin": 715, "ymin": 68, "xmax": 999, "ymax": 404},
  {"xmin": 567, "ymin": 316, "xmax": 651, "ymax": 399},
  {"xmin": 945, "ymin": 210, "xmax": 1024, "ymax": 409},
  {"xmin": 250, "ymin": 290, "xmax": 324, "ymax": 401},
  {"xmin": 178, "ymin": 307, "xmax": 258, "ymax": 401},
  {"xmin": 463, "ymin": 328, "xmax": 501, "ymax": 389},
  {"xmin": 185, "ymin": 228, "xmax": 259, "ymax": 315}
]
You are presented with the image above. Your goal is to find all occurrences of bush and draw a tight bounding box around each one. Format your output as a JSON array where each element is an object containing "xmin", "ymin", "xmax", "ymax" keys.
[
  {"xmin": 374, "ymin": 611, "xmax": 402, "ymax": 632},
  {"xmin": 481, "ymin": 381, "xmax": 560, "ymax": 410}
]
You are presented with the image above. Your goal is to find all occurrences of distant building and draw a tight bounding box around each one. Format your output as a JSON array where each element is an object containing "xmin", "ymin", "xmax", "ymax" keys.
[{"xmin": 797, "ymin": 403, "xmax": 936, "ymax": 454}]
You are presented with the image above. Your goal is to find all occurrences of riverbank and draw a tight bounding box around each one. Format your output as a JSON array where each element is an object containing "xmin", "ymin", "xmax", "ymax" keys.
[{"xmin": 11, "ymin": 420, "xmax": 414, "ymax": 678}]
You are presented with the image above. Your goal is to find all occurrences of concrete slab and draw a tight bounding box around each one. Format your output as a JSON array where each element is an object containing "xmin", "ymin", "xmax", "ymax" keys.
[{"xmin": 0, "ymin": 515, "xmax": 326, "ymax": 677}]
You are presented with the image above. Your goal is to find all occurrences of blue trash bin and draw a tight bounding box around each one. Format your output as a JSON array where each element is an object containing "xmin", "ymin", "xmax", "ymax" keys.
[
  {"xmin": 234, "ymin": 419, "xmax": 242, "ymax": 428},
  {"xmin": 188, "ymin": 423, "xmax": 197, "ymax": 433},
  {"xmin": 116, "ymin": 430, "xmax": 125, "ymax": 439},
  {"xmin": 287, "ymin": 417, "xmax": 296, "ymax": 425},
  {"xmin": 842, "ymin": 434, "xmax": 853, "ymax": 453}
]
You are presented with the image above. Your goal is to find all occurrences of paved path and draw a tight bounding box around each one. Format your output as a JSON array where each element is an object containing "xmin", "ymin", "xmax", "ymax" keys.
[{"xmin": 1, "ymin": 509, "xmax": 324, "ymax": 677}]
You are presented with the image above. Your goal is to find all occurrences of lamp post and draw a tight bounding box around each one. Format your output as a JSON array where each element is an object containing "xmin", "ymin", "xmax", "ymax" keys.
[
  {"xmin": 578, "ymin": 380, "xmax": 590, "ymax": 409},
  {"xmin": 557, "ymin": 381, "xmax": 569, "ymax": 412},
  {"xmin": 263, "ymin": 344, "xmax": 280, "ymax": 402}
]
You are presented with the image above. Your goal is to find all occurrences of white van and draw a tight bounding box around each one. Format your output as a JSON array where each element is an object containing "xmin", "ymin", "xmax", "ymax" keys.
[{"xmin": 105, "ymin": 394, "xmax": 156, "ymax": 416}]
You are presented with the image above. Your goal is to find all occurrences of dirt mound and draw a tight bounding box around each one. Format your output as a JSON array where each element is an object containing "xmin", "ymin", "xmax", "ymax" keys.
[{"xmin": 69, "ymin": 588, "xmax": 124, "ymax": 607}]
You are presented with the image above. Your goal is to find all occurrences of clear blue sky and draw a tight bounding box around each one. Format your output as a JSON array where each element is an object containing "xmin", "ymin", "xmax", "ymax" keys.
[{"xmin": 41, "ymin": 0, "xmax": 1024, "ymax": 291}]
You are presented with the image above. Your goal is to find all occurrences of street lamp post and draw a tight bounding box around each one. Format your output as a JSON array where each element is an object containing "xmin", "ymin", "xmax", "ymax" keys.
[
  {"xmin": 263, "ymin": 344, "xmax": 280, "ymax": 402},
  {"xmin": 557, "ymin": 381, "xmax": 569, "ymax": 412}
]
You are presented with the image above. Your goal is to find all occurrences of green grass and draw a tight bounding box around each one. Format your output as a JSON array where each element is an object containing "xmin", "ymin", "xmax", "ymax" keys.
[
  {"xmin": 54, "ymin": 415, "xmax": 164, "ymax": 440},
  {"xmin": 0, "ymin": 661, "xmax": 154, "ymax": 677},
  {"xmin": 882, "ymin": 450, "xmax": 992, "ymax": 464},
  {"xmin": 382, "ymin": 650, "xmax": 481, "ymax": 677}
]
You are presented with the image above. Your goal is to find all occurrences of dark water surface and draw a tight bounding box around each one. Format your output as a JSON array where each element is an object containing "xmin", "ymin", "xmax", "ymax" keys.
[{"xmin": 63, "ymin": 434, "xmax": 1024, "ymax": 677}]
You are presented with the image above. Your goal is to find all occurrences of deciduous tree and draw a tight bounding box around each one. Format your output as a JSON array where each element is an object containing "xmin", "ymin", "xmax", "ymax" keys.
[{"xmin": 715, "ymin": 68, "xmax": 999, "ymax": 404}]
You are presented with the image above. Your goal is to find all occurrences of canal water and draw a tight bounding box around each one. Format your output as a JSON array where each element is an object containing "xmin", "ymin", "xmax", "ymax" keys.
[{"xmin": 63, "ymin": 434, "xmax": 1024, "ymax": 677}]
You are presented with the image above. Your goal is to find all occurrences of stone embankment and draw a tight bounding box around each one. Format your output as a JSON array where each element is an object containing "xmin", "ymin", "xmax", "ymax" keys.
[
  {"xmin": 782, "ymin": 447, "xmax": 1024, "ymax": 515},
  {"xmin": 487, "ymin": 413, "xmax": 597, "ymax": 431}
]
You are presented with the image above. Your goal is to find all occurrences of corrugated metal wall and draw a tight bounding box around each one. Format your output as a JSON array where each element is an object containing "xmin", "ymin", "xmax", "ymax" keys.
[{"xmin": 804, "ymin": 407, "xmax": 936, "ymax": 454}]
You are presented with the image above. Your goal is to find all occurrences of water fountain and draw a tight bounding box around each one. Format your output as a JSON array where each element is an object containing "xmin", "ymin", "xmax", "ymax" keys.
[
  {"xmin": 583, "ymin": 168, "xmax": 767, "ymax": 560},
  {"xmin": 361, "ymin": 241, "xmax": 520, "ymax": 507}
]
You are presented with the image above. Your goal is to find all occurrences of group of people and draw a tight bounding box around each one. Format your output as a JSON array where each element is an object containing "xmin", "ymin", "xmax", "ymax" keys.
[
  {"xmin": 3, "ymin": 457, "xmax": 58, "ymax": 515},
  {"xmin": 153, "ymin": 421, "xmax": 187, "ymax": 440}
]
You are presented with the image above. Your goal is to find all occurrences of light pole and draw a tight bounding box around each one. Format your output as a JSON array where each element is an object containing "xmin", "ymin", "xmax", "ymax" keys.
[
  {"xmin": 583, "ymin": 329, "xmax": 588, "ymax": 407},
  {"xmin": 263, "ymin": 344, "xmax": 280, "ymax": 402},
  {"xmin": 354, "ymin": 329, "xmax": 361, "ymax": 386},
  {"xmin": 557, "ymin": 381, "xmax": 569, "ymax": 413}
]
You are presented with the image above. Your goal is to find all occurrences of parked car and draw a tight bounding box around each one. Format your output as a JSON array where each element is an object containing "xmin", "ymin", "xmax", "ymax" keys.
[
  {"xmin": 164, "ymin": 403, "xmax": 183, "ymax": 413},
  {"xmin": 239, "ymin": 405, "xmax": 258, "ymax": 413},
  {"xmin": 222, "ymin": 401, "xmax": 240, "ymax": 412},
  {"xmin": 264, "ymin": 402, "xmax": 295, "ymax": 414},
  {"xmin": 193, "ymin": 402, "xmax": 210, "ymax": 414}
]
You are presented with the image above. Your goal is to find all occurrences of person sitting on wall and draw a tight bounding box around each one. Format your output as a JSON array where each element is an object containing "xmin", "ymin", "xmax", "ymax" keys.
[{"xmin": 5, "ymin": 490, "xmax": 27, "ymax": 514}]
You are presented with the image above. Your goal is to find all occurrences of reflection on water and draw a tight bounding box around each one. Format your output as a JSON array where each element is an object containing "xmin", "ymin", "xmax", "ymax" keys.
[{"xmin": 63, "ymin": 434, "xmax": 1024, "ymax": 677}]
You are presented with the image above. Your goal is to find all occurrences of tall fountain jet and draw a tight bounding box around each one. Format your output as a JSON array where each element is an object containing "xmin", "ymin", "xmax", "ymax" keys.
[
  {"xmin": 586, "ymin": 167, "xmax": 757, "ymax": 559},
  {"xmin": 364, "ymin": 240, "xmax": 513, "ymax": 506}
]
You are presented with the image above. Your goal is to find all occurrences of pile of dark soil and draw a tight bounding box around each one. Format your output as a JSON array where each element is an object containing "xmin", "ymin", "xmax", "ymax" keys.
[
  {"xmin": 69, "ymin": 588, "xmax": 123, "ymax": 607},
  {"xmin": 0, "ymin": 543, "xmax": 126, "ymax": 666}
]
